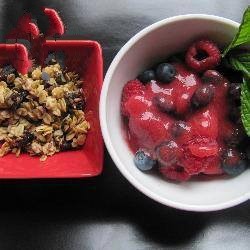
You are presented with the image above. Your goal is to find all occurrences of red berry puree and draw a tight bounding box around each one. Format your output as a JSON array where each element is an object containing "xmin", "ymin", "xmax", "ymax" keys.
[{"xmin": 121, "ymin": 40, "xmax": 248, "ymax": 181}]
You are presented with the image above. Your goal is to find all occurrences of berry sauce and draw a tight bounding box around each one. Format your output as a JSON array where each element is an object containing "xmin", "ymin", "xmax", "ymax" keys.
[{"xmin": 121, "ymin": 42, "xmax": 248, "ymax": 182}]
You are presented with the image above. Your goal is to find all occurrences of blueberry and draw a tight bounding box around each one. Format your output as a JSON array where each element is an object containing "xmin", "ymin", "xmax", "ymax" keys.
[
  {"xmin": 134, "ymin": 150, "xmax": 156, "ymax": 171},
  {"xmin": 224, "ymin": 127, "xmax": 245, "ymax": 147},
  {"xmin": 191, "ymin": 84, "xmax": 214, "ymax": 108},
  {"xmin": 171, "ymin": 121, "xmax": 190, "ymax": 137},
  {"xmin": 153, "ymin": 94, "xmax": 175, "ymax": 113},
  {"xmin": 156, "ymin": 63, "xmax": 176, "ymax": 83},
  {"xmin": 202, "ymin": 70, "xmax": 224, "ymax": 84},
  {"xmin": 138, "ymin": 70, "xmax": 156, "ymax": 84},
  {"xmin": 228, "ymin": 83, "xmax": 241, "ymax": 103},
  {"xmin": 222, "ymin": 148, "xmax": 247, "ymax": 176}
]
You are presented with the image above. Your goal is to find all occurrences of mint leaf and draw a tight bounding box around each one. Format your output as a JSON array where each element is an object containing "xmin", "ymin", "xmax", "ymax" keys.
[
  {"xmin": 229, "ymin": 53, "xmax": 250, "ymax": 78},
  {"xmin": 241, "ymin": 78, "xmax": 250, "ymax": 135},
  {"xmin": 223, "ymin": 6, "xmax": 250, "ymax": 57}
]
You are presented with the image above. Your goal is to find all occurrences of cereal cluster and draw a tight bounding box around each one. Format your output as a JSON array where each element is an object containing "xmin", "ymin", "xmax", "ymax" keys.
[{"xmin": 0, "ymin": 60, "xmax": 90, "ymax": 161}]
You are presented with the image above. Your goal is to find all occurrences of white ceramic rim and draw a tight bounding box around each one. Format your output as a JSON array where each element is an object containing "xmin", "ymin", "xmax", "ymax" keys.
[{"xmin": 100, "ymin": 14, "xmax": 249, "ymax": 212}]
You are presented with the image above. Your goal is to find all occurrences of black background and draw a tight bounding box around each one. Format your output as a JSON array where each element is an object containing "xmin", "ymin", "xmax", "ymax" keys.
[{"xmin": 0, "ymin": 1, "xmax": 250, "ymax": 249}]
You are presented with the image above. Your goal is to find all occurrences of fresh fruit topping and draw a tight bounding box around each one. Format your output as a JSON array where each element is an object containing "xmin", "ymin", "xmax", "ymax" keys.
[
  {"xmin": 180, "ymin": 137, "xmax": 220, "ymax": 175},
  {"xmin": 156, "ymin": 63, "xmax": 176, "ymax": 83},
  {"xmin": 191, "ymin": 84, "xmax": 214, "ymax": 108},
  {"xmin": 153, "ymin": 94, "xmax": 175, "ymax": 114},
  {"xmin": 202, "ymin": 70, "xmax": 224, "ymax": 84},
  {"xmin": 187, "ymin": 137, "xmax": 219, "ymax": 158},
  {"xmin": 134, "ymin": 149, "xmax": 156, "ymax": 171},
  {"xmin": 121, "ymin": 80, "xmax": 144, "ymax": 116},
  {"xmin": 155, "ymin": 140, "xmax": 182, "ymax": 167},
  {"xmin": 160, "ymin": 165, "xmax": 190, "ymax": 181},
  {"xmin": 202, "ymin": 158, "xmax": 223, "ymax": 175},
  {"xmin": 171, "ymin": 121, "xmax": 190, "ymax": 138},
  {"xmin": 124, "ymin": 95, "xmax": 151, "ymax": 117},
  {"xmin": 188, "ymin": 109, "xmax": 218, "ymax": 139},
  {"xmin": 228, "ymin": 82, "xmax": 241, "ymax": 102},
  {"xmin": 138, "ymin": 70, "xmax": 156, "ymax": 84},
  {"xmin": 222, "ymin": 148, "xmax": 247, "ymax": 176},
  {"xmin": 224, "ymin": 127, "xmax": 245, "ymax": 146},
  {"xmin": 185, "ymin": 40, "xmax": 221, "ymax": 72},
  {"xmin": 169, "ymin": 63, "xmax": 202, "ymax": 114},
  {"xmin": 128, "ymin": 115, "xmax": 170, "ymax": 149}
]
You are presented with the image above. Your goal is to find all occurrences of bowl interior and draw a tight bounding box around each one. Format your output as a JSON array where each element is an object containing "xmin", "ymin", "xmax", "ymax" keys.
[
  {"xmin": 0, "ymin": 40, "xmax": 103, "ymax": 178},
  {"xmin": 103, "ymin": 15, "xmax": 250, "ymax": 211}
]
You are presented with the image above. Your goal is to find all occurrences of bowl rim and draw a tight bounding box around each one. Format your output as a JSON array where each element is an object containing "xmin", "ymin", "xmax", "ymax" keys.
[{"xmin": 100, "ymin": 14, "xmax": 249, "ymax": 212}]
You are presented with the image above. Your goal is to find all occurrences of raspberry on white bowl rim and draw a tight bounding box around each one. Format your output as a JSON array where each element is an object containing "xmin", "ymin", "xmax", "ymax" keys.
[{"xmin": 100, "ymin": 14, "xmax": 250, "ymax": 212}]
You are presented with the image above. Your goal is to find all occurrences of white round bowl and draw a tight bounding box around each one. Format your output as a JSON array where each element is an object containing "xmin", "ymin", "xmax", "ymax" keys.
[{"xmin": 100, "ymin": 14, "xmax": 250, "ymax": 212}]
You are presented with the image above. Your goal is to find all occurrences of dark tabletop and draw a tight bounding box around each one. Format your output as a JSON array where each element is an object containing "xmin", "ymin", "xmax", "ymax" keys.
[{"xmin": 0, "ymin": 0, "xmax": 250, "ymax": 249}]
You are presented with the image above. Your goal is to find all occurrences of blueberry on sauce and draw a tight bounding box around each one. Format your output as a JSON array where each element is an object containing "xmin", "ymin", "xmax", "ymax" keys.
[
  {"xmin": 153, "ymin": 94, "xmax": 175, "ymax": 114},
  {"xmin": 191, "ymin": 84, "xmax": 214, "ymax": 109},
  {"xmin": 156, "ymin": 63, "xmax": 176, "ymax": 83},
  {"xmin": 134, "ymin": 149, "xmax": 156, "ymax": 171},
  {"xmin": 222, "ymin": 148, "xmax": 247, "ymax": 176},
  {"xmin": 138, "ymin": 70, "xmax": 156, "ymax": 84}
]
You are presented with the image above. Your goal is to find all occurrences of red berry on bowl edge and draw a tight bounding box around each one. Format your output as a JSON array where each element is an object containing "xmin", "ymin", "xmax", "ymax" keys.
[{"xmin": 185, "ymin": 40, "xmax": 221, "ymax": 72}]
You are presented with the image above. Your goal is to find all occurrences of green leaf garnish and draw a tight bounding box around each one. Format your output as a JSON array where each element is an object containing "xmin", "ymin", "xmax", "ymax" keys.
[
  {"xmin": 241, "ymin": 78, "xmax": 250, "ymax": 135},
  {"xmin": 223, "ymin": 6, "xmax": 250, "ymax": 57},
  {"xmin": 229, "ymin": 53, "xmax": 250, "ymax": 78}
]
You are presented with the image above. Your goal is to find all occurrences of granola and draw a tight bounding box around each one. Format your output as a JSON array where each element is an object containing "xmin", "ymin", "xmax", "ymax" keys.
[{"xmin": 0, "ymin": 63, "xmax": 89, "ymax": 161}]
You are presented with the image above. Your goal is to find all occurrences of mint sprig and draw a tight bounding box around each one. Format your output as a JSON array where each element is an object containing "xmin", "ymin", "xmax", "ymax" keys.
[
  {"xmin": 222, "ymin": 6, "xmax": 250, "ymax": 135},
  {"xmin": 223, "ymin": 6, "xmax": 250, "ymax": 56},
  {"xmin": 241, "ymin": 78, "xmax": 250, "ymax": 135},
  {"xmin": 229, "ymin": 53, "xmax": 250, "ymax": 78}
]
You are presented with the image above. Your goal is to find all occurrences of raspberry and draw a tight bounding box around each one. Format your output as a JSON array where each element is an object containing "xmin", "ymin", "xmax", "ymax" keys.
[
  {"xmin": 202, "ymin": 157, "xmax": 223, "ymax": 175},
  {"xmin": 121, "ymin": 80, "xmax": 144, "ymax": 116},
  {"xmin": 128, "ymin": 115, "xmax": 169, "ymax": 149},
  {"xmin": 124, "ymin": 95, "xmax": 151, "ymax": 117},
  {"xmin": 187, "ymin": 137, "xmax": 219, "ymax": 158},
  {"xmin": 188, "ymin": 108, "xmax": 218, "ymax": 139},
  {"xmin": 155, "ymin": 140, "xmax": 182, "ymax": 167},
  {"xmin": 170, "ymin": 64, "xmax": 202, "ymax": 114},
  {"xmin": 180, "ymin": 137, "xmax": 219, "ymax": 175},
  {"xmin": 160, "ymin": 165, "xmax": 190, "ymax": 181},
  {"xmin": 185, "ymin": 40, "xmax": 221, "ymax": 72}
]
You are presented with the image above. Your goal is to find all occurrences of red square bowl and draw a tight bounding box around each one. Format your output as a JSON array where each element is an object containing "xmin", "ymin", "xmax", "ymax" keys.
[{"xmin": 0, "ymin": 40, "xmax": 103, "ymax": 178}]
